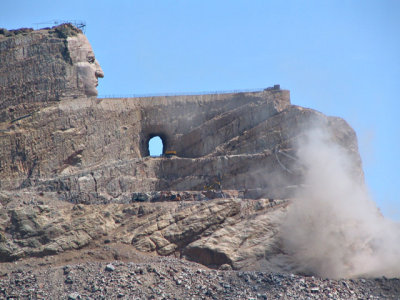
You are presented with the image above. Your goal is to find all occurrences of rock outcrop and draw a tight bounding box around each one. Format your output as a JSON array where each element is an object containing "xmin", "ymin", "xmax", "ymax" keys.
[
  {"xmin": 0, "ymin": 84, "xmax": 362, "ymax": 204},
  {"xmin": 0, "ymin": 190, "xmax": 287, "ymax": 270},
  {"xmin": 0, "ymin": 24, "xmax": 368, "ymax": 277}
]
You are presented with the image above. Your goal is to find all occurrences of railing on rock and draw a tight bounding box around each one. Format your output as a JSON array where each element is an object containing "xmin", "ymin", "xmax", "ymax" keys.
[{"xmin": 97, "ymin": 87, "xmax": 280, "ymax": 99}]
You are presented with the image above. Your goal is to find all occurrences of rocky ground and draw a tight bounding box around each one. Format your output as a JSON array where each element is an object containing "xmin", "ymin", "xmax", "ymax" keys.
[
  {"xmin": 1, "ymin": 196, "xmax": 399, "ymax": 299},
  {"xmin": 0, "ymin": 245, "xmax": 399, "ymax": 300}
]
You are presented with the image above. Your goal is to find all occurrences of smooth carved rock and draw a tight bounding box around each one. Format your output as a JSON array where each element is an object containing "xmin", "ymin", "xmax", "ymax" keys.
[{"xmin": 67, "ymin": 33, "xmax": 104, "ymax": 97}]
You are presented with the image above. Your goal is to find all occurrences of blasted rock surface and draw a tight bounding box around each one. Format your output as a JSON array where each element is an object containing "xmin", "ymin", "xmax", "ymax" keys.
[
  {"xmin": 0, "ymin": 24, "xmax": 368, "ymax": 278},
  {"xmin": 0, "ymin": 91, "xmax": 362, "ymax": 203}
]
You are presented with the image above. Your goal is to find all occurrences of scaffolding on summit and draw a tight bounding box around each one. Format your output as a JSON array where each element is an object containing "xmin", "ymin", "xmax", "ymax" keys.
[{"xmin": 34, "ymin": 20, "xmax": 86, "ymax": 32}]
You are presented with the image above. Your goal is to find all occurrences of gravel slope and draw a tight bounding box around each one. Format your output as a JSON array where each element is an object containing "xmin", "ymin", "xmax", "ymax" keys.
[{"xmin": 0, "ymin": 248, "xmax": 399, "ymax": 300}]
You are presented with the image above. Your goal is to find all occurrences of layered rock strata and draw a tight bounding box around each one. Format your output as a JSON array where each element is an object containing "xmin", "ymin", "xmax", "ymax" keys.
[
  {"xmin": 0, "ymin": 91, "xmax": 361, "ymax": 203},
  {"xmin": 0, "ymin": 194, "xmax": 287, "ymax": 270},
  {"xmin": 0, "ymin": 24, "xmax": 365, "ymax": 274}
]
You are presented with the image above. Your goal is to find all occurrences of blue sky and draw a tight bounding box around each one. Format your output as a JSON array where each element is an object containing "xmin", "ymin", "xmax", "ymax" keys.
[{"xmin": 1, "ymin": 1, "xmax": 399, "ymax": 220}]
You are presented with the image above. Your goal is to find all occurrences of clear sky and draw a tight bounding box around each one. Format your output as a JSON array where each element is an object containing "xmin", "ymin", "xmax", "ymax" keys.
[{"xmin": 1, "ymin": 1, "xmax": 399, "ymax": 220}]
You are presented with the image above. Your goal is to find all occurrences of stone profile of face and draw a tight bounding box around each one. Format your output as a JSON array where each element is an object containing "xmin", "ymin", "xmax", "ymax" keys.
[{"xmin": 67, "ymin": 34, "xmax": 104, "ymax": 97}]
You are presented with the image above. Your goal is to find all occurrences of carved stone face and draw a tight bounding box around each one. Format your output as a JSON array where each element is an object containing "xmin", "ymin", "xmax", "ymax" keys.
[{"xmin": 67, "ymin": 34, "xmax": 104, "ymax": 97}]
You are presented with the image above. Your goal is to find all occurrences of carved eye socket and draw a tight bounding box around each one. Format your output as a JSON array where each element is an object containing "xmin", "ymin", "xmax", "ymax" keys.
[{"xmin": 87, "ymin": 55, "xmax": 95, "ymax": 63}]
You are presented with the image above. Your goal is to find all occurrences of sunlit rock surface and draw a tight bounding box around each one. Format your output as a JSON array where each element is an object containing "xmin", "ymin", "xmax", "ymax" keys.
[{"xmin": 0, "ymin": 24, "xmax": 366, "ymax": 275}]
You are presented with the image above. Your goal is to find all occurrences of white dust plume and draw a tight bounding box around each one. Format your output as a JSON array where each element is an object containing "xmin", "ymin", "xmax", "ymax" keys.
[{"xmin": 280, "ymin": 127, "xmax": 400, "ymax": 278}]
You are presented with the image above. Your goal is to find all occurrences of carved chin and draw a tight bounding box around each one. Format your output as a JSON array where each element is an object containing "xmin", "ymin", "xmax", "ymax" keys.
[
  {"xmin": 84, "ymin": 84, "xmax": 98, "ymax": 97},
  {"xmin": 76, "ymin": 65, "xmax": 98, "ymax": 97}
]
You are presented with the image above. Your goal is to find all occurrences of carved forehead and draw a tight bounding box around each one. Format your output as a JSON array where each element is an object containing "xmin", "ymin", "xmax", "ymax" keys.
[{"xmin": 67, "ymin": 34, "xmax": 95, "ymax": 63}]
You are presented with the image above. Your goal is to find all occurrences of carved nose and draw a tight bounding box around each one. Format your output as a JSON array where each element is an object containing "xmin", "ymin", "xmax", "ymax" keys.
[{"xmin": 95, "ymin": 69, "xmax": 104, "ymax": 78}]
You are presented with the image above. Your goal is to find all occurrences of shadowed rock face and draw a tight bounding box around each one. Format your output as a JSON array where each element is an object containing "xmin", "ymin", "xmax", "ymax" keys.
[{"xmin": 0, "ymin": 25, "xmax": 365, "ymax": 272}]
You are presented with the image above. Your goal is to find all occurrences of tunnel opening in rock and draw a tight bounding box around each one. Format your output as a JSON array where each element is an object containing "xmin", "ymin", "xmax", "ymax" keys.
[{"xmin": 148, "ymin": 136, "xmax": 164, "ymax": 157}]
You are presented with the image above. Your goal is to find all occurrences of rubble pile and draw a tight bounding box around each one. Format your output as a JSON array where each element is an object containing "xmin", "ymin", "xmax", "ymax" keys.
[{"xmin": 1, "ymin": 257, "xmax": 399, "ymax": 299}]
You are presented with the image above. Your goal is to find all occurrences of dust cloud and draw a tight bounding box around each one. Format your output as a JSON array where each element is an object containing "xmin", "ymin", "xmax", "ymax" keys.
[{"xmin": 280, "ymin": 126, "xmax": 400, "ymax": 278}]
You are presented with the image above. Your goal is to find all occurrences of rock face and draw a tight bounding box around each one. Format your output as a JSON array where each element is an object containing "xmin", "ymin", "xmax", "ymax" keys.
[
  {"xmin": 0, "ymin": 24, "xmax": 366, "ymax": 276},
  {"xmin": 0, "ymin": 82, "xmax": 362, "ymax": 204},
  {"xmin": 0, "ymin": 191, "xmax": 286, "ymax": 270},
  {"xmin": 0, "ymin": 23, "xmax": 104, "ymax": 136}
]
